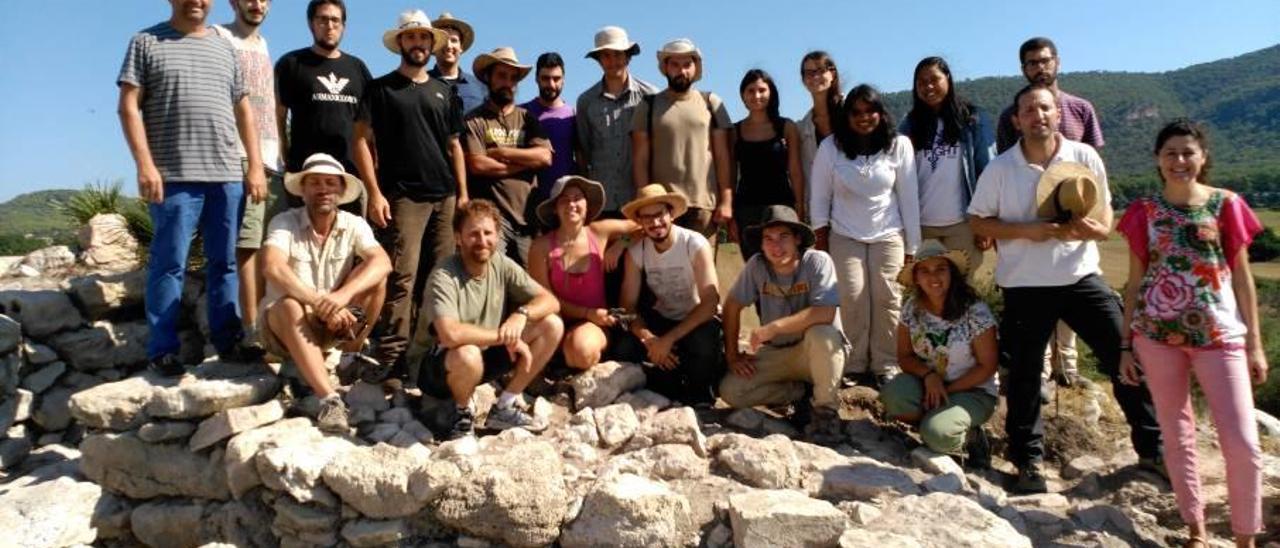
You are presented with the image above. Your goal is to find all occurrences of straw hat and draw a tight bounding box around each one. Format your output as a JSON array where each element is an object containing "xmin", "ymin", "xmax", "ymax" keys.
[
  {"xmin": 897, "ymin": 240, "xmax": 971, "ymax": 286},
  {"xmin": 431, "ymin": 12, "xmax": 474, "ymax": 52},
  {"xmin": 536, "ymin": 176, "xmax": 606, "ymax": 226},
  {"xmin": 656, "ymin": 38, "xmax": 703, "ymax": 83},
  {"xmin": 283, "ymin": 153, "xmax": 363, "ymax": 205},
  {"xmin": 621, "ymin": 184, "xmax": 689, "ymax": 222},
  {"xmin": 382, "ymin": 10, "xmax": 448, "ymax": 55},
  {"xmin": 743, "ymin": 205, "xmax": 816, "ymax": 252},
  {"xmin": 586, "ymin": 26, "xmax": 640, "ymax": 59},
  {"xmin": 472, "ymin": 47, "xmax": 532, "ymax": 84},
  {"xmin": 1035, "ymin": 162, "xmax": 1105, "ymax": 223}
]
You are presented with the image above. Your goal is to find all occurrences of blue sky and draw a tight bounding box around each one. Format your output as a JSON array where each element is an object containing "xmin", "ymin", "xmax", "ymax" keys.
[{"xmin": 0, "ymin": 0, "xmax": 1276, "ymax": 202}]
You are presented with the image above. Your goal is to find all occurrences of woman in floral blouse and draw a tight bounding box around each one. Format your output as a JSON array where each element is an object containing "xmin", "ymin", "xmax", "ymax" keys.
[
  {"xmin": 1116, "ymin": 119, "xmax": 1266, "ymax": 548},
  {"xmin": 879, "ymin": 241, "xmax": 997, "ymax": 467}
]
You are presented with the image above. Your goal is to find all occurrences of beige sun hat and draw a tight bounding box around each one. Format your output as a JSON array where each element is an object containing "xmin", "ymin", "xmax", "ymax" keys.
[
  {"xmin": 382, "ymin": 10, "xmax": 448, "ymax": 55},
  {"xmin": 656, "ymin": 38, "xmax": 703, "ymax": 83},
  {"xmin": 586, "ymin": 26, "xmax": 640, "ymax": 59},
  {"xmin": 432, "ymin": 12, "xmax": 474, "ymax": 52},
  {"xmin": 1035, "ymin": 161, "xmax": 1105, "ymax": 223},
  {"xmin": 897, "ymin": 240, "xmax": 971, "ymax": 287},
  {"xmin": 283, "ymin": 153, "xmax": 363, "ymax": 205},
  {"xmin": 621, "ymin": 184, "xmax": 689, "ymax": 222},
  {"xmin": 472, "ymin": 46, "xmax": 532, "ymax": 84},
  {"xmin": 536, "ymin": 176, "xmax": 606, "ymax": 226}
]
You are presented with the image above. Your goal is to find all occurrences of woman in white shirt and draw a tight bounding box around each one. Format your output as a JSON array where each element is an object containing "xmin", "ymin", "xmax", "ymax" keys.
[{"xmin": 810, "ymin": 84, "xmax": 921, "ymax": 386}]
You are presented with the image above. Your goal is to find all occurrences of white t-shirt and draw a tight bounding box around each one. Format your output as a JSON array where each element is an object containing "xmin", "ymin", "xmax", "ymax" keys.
[
  {"xmin": 212, "ymin": 24, "xmax": 282, "ymax": 172},
  {"xmin": 916, "ymin": 120, "xmax": 966, "ymax": 227},
  {"xmin": 809, "ymin": 134, "xmax": 921, "ymax": 254},
  {"xmin": 627, "ymin": 225, "xmax": 710, "ymax": 321},
  {"xmin": 966, "ymin": 137, "xmax": 1110, "ymax": 288}
]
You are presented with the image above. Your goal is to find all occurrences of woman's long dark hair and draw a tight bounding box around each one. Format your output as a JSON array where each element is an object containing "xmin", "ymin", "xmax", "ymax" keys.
[
  {"xmin": 906, "ymin": 57, "xmax": 974, "ymax": 152},
  {"xmin": 800, "ymin": 51, "xmax": 842, "ymax": 117},
  {"xmin": 1154, "ymin": 118, "xmax": 1213, "ymax": 185},
  {"xmin": 912, "ymin": 259, "xmax": 978, "ymax": 322},
  {"xmin": 739, "ymin": 69, "xmax": 783, "ymax": 129},
  {"xmin": 833, "ymin": 84, "xmax": 895, "ymax": 158}
]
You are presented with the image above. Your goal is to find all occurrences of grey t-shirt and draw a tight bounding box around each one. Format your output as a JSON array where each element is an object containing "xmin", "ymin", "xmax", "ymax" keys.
[
  {"xmin": 730, "ymin": 249, "xmax": 840, "ymax": 346},
  {"xmin": 422, "ymin": 254, "xmax": 542, "ymax": 347},
  {"xmin": 118, "ymin": 23, "xmax": 246, "ymax": 183}
]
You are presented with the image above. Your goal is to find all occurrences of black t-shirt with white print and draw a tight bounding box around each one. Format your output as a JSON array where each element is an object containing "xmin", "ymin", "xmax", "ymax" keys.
[{"xmin": 275, "ymin": 48, "xmax": 372, "ymax": 172}]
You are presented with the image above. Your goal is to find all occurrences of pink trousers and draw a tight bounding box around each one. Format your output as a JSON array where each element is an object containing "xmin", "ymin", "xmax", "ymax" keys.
[{"xmin": 1135, "ymin": 335, "xmax": 1262, "ymax": 535}]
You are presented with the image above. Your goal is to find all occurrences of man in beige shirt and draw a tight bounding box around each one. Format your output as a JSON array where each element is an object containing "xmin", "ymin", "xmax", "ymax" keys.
[{"xmin": 261, "ymin": 153, "xmax": 391, "ymax": 433}]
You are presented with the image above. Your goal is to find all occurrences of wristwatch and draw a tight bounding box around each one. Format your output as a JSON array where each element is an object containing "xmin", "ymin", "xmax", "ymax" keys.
[{"xmin": 514, "ymin": 306, "xmax": 530, "ymax": 317}]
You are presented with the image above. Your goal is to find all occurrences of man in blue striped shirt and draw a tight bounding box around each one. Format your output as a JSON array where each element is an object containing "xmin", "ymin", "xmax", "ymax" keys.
[{"xmin": 118, "ymin": 0, "xmax": 267, "ymax": 376}]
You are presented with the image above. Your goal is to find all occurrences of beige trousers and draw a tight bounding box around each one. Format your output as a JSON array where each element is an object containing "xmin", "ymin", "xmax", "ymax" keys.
[
  {"xmin": 719, "ymin": 324, "xmax": 848, "ymax": 409},
  {"xmin": 830, "ymin": 231, "xmax": 904, "ymax": 376},
  {"xmin": 921, "ymin": 221, "xmax": 985, "ymax": 275}
]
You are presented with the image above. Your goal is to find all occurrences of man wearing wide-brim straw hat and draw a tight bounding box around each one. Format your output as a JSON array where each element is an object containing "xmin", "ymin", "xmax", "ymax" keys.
[
  {"xmin": 968, "ymin": 84, "xmax": 1162, "ymax": 494},
  {"xmin": 719, "ymin": 205, "xmax": 849, "ymax": 442},
  {"xmin": 260, "ymin": 153, "xmax": 392, "ymax": 434},
  {"xmin": 463, "ymin": 46, "xmax": 551, "ymax": 267},
  {"xmin": 576, "ymin": 26, "xmax": 660, "ymax": 217},
  {"xmin": 428, "ymin": 12, "xmax": 487, "ymax": 113},
  {"xmin": 615, "ymin": 184, "xmax": 726, "ymax": 405},
  {"xmin": 632, "ymin": 38, "xmax": 734, "ymax": 238},
  {"xmin": 353, "ymin": 10, "xmax": 469, "ymax": 385}
]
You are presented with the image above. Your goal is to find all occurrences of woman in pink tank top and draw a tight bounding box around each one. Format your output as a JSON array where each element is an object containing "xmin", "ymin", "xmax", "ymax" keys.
[{"xmin": 529, "ymin": 176, "xmax": 638, "ymax": 370}]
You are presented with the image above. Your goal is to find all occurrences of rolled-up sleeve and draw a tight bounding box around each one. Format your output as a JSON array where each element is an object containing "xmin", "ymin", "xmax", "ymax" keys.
[{"xmin": 808, "ymin": 138, "xmax": 836, "ymax": 230}]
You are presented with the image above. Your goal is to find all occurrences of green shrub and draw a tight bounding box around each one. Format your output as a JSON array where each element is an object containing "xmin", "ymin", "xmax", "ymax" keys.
[
  {"xmin": 1249, "ymin": 226, "xmax": 1280, "ymax": 263},
  {"xmin": 54, "ymin": 180, "xmax": 153, "ymax": 245}
]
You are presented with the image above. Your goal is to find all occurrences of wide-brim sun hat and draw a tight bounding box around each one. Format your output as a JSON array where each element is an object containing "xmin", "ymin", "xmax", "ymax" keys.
[
  {"xmin": 284, "ymin": 153, "xmax": 364, "ymax": 205},
  {"xmin": 897, "ymin": 240, "xmax": 971, "ymax": 287},
  {"xmin": 743, "ymin": 205, "xmax": 816, "ymax": 252},
  {"xmin": 586, "ymin": 26, "xmax": 640, "ymax": 59},
  {"xmin": 621, "ymin": 183, "xmax": 689, "ymax": 222},
  {"xmin": 431, "ymin": 12, "xmax": 474, "ymax": 52},
  {"xmin": 382, "ymin": 10, "xmax": 448, "ymax": 55},
  {"xmin": 1035, "ymin": 161, "xmax": 1105, "ymax": 223},
  {"xmin": 536, "ymin": 176, "xmax": 606, "ymax": 226},
  {"xmin": 656, "ymin": 38, "xmax": 703, "ymax": 83},
  {"xmin": 473, "ymin": 46, "xmax": 532, "ymax": 84}
]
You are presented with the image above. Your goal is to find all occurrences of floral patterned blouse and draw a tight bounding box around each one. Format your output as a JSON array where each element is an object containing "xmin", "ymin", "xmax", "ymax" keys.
[
  {"xmin": 901, "ymin": 297, "xmax": 999, "ymax": 396},
  {"xmin": 1117, "ymin": 190, "xmax": 1262, "ymax": 348}
]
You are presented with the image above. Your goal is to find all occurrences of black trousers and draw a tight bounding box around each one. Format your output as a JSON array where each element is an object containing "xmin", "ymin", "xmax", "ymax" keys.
[
  {"xmin": 1000, "ymin": 274, "xmax": 1162, "ymax": 467},
  {"xmin": 616, "ymin": 307, "xmax": 725, "ymax": 405}
]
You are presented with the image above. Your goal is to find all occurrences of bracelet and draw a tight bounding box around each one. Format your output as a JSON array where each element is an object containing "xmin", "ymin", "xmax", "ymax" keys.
[{"xmin": 1119, "ymin": 344, "xmax": 1133, "ymax": 352}]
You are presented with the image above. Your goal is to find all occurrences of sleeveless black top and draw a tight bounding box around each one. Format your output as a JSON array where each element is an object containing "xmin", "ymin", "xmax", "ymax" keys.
[{"xmin": 734, "ymin": 118, "xmax": 795, "ymax": 207}]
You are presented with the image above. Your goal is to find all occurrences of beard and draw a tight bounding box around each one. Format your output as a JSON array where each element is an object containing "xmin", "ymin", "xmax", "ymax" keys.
[
  {"xmin": 1030, "ymin": 72, "xmax": 1056, "ymax": 86},
  {"xmin": 238, "ymin": 11, "xmax": 265, "ymax": 28},
  {"xmin": 490, "ymin": 86, "xmax": 515, "ymax": 107},
  {"xmin": 313, "ymin": 36, "xmax": 339, "ymax": 52},
  {"xmin": 400, "ymin": 47, "xmax": 429, "ymax": 68},
  {"xmin": 667, "ymin": 74, "xmax": 692, "ymax": 93},
  {"xmin": 538, "ymin": 86, "xmax": 561, "ymax": 103}
]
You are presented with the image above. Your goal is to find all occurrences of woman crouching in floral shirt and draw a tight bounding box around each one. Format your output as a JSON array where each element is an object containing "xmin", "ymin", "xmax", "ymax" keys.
[{"xmin": 1116, "ymin": 118, "xmax": 1266, "ymax": 548}]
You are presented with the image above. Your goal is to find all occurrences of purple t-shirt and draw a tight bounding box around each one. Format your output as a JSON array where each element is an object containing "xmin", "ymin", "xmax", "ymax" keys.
[{"xmin": 522, "ymin": 100, "xmax": 576, "ymax": 204}]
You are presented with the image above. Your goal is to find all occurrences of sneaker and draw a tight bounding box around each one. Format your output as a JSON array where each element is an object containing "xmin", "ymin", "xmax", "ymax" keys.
[
  {"xmin": 788, "ymin": 397, "xmax": 814, "ymax": 431},
  {"xmin": 1137, "ymin": 455, "xmax": 1169, "ymax": 481},
  {"xmin": 874, "ymin": 373, "xmax": 895, "ymax": 390},
  {"xmin": 1013, "ymin": 463, "xmax": 1049, "ymax": 494},
  {"xmin": 220, "ymin": 340, "xmax": 266, "ymax": 364},
  {"xmin": 805, "ymin": 406, "xmax": 844, "ymax": 444},
  {"xmin": 484, "ymin": 403, "xmax": 547, "ymax": 432},
  {"xmin": 443, "ymin": 406, "xmax": 475, "ymax": 441},
  {"xmin": 315, "ymin": 396, "xmax": 350, "ymax": 434},
  {"xmin": 148, "ymin": 354, "xmax": 186, "ymax": 378},
  {"xmin": 353, "ymin": 354, "xmax": 391, "ymax": 385},
  {"xmin": 964, "ymin": 426, "xmax": 992, "ymax": 470}
]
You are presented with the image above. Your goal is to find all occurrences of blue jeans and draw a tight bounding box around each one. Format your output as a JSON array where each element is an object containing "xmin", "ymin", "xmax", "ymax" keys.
[{"xmin": 146, "ymin": 182, "xmax": 245, "ymax": 359}]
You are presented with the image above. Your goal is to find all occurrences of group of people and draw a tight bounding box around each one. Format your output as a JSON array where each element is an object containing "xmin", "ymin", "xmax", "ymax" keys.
[{"xmin": 118, "ymin": 1, "xmax": 1269, "ymax": 544}]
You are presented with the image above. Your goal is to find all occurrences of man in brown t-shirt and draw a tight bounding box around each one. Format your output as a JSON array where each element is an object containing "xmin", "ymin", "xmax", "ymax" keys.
[
  {"xmin": 464, "ymin": 47, "xmax": 553, "ymax": 266},
  {"xmin": 631, "ymin": 38, "xmax": 733, "ymax": 238}
]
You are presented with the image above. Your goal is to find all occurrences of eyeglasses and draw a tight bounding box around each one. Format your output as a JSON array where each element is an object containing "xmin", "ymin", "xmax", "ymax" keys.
[
  {"xmin": 635, "ymin": 209, "xmax": 671, "ymax": 223},
  {"xmin": 802, "ymin": 67, "xmax": 833, "ymax": 79},
  {"xmin": 311, "ymin": 15, "xmax": 343, "ymax": 27},
  {"xmin": 1022, "ymin": 56, "xmax": 1055, "ymax": 68}
]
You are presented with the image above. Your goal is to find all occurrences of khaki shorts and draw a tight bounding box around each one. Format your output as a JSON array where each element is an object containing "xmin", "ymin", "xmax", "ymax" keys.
[
  {"xmin": 260, "ymin": 300, "xmax": 367, "ymax": 358},
  {"xmin": 237, "ymin": 166, "xmax": 291, "ymax": 250}
]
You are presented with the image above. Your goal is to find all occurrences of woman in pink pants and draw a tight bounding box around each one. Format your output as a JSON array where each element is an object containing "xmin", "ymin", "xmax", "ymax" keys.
[{"xmin": 1116, "ymin": 119, "xmax": 1267, "ymax": 548}]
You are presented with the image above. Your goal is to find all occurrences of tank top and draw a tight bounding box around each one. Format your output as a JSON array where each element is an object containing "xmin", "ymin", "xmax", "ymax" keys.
[
  {"xmin": 547, "ymin": 229, "xmax": 608, "ymax": 310},
  {"xmin": 734, "ymin": 118, "xmax": 796, "ymax": 207}
]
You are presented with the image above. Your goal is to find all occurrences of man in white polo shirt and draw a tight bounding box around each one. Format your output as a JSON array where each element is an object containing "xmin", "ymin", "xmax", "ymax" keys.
[{"xmin": 968, "ymin": 84, "xmax": 1161, "ymax": 493}]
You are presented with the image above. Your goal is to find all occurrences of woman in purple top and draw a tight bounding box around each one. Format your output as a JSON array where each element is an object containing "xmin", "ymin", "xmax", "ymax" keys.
[{"xmin": 528, "ymin": 176, "xmax": 637, "ymax": 370}]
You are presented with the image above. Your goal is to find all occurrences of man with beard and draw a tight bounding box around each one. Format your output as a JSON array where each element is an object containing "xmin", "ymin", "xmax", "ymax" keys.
[
  {"xmin": 521, "ymin": 52, "xmax": 579, "ymax": 225},
  {"xmin": 428, "ymin": 12, "xmax": 487, "ymax": 114},
  {"xmin": 631, "ymin": 39, "xmax": 733, "ymax": 237},
  {"xmin": 260, "ymin": 153, "xmax": 390, "ymax": 433},
  {"xmin": 463, "ymin": 47, "xmax": 552, "ymax": 266},
  {"xmin": 352, "ymin": 10, "xmax": 466, "ymax": 384},
  {"xmin": 616, "ymin": 184, "xmax": 724, "ymax": 404},
  {"xmin": 119, "ymin": 0, "xmax": 267, "ymax": 376},
  {"xmin": 968, "ymin": 85, "xmax": 1161, "ymax": 492},
  {"xmin": 213, "ymin": 0, "xmax": 285, "ymax": 350},
  {"xmin": 417, "ymin": 200, "xmax": 563, "ymax": 439},
  {"xmin": 576, "ymin": 26, "xmax": 658, "ymax": 218}
]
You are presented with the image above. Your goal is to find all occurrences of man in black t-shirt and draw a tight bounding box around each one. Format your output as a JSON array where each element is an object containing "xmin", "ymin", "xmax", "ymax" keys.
[
  {"xmin": 352, "ymin": 10, "xmax": 466, "ymax": 382},
  {"xmin": 274, "ymin": 0, "xmax": 371, "ymax": 214}
]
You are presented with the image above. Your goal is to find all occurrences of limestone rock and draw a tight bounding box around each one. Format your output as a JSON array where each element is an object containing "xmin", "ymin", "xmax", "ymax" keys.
[
  {"xmin": 435, "ymin": 441, "xmax": 570, "ymax": 547},
  {"xmin": 20, "ymin": 245, "xmax": 76, "ymax": 273},
  {"xmin": 272, "ymin": 498, "xmax": 337, "ymax": 536},
  {"xmin": 0, "ymin": 290, "xmax": 83, "ymax": 338},
  {"xmin": 0, "ymin": 313, "xmax": 20, "ymax": 354},
  {"xmin": 0, "ymin": 388, "xmax": 35, "ymax": 432},
  {"xmin": 0, "ymin": 477, "xmax": 103, "ymax": 547},
  {"xmin": 78, "ymin": 214, "xmax": 141, "ymax": 272},
  {"xmin": 378, "ymin": 407, "xmax": 413, "ymax": 425},
  {"xmin": 922, "ymin": 472, "xmax": 966, "ymax": 494},
  {"xmin": 68, "ymin": 375, "xmax": 156, "ymax": 430},
  {"xmin": 145, "ymin": 362, "xmax": 281, "ymax": 419},
  {"xmin": 33, "ymin": 386, "xmax": 75, "ymax": 431},
  {"xmin": 805, "ymin": 456, "xmax": 921, "ymax": 502},
  {"xmin": 717, "ymin": 434, "xmax": 803, "ymax": 489},
  {"xmin": 341, "ymin": 519, "xmax": 409, "ymax": 547},
  {"xmin": 608, "ymin": 444, "xmax": 709, "ymax": 481},
  {"xmin": 728, "ymin": 489, "xmax": 847, "ymax": 548},
  {"xmin": 22, "ymin": 341, "xmax": 58, "ymax": 365},
  {"xmin": 594, "ymin": 402, "xmax": 639, "ymax": 448},
  {"xmin": 131, "ymin": 500, "xmax": 206, "ymax": 548},
  {"xmin": 80, "ymin": 432, "xmax": 230, "ymax": 500},
  {"xmin": 1063, "ymin": 454, "xmax": 1107, "ymax": 480},
  {"xmin": 256, "ymin": 435, "xmax": 356, "ymax": 506},
  {"xmin": 725, "ymin": 407, "xmax": 767, "ymax": 431},
  {"xmin": 570, "ymin": 360, "xmax": 645, "ymax": 409},
  {"xmin": 224, "ymin": 419, "xmax": 322, "ymax": 498},
  {"xmin": 637, "ymin": 406, "xmax": 708, "ymax": 457},
  {"xmin": 839, "ymin": 529, "xmax": 924, "ymax": 547},
  {"xmin": 561, "ymin": 473, "xmax": 694, "ymax": 548},
  {"xmin": 839, "ymin": 501, "xmax": 883, "ymax": 525},
  {"xmin": 321, "ymin": 443, "xmax": 438, "ymax": 518},
  {"xmin": 190, "ymin": 400, "xmax": 284, "ymax": 451},
  {"xmin": 865, "ymin": 493, "xmax": 1032, "ymax": 547},
  {"xmin": 365, "ymin": 422, "xmax": 400, "ymax": 444},
  {"xmin": 910, "ymin": 446, "xmax": 964, "ymax": 476},
  {"xmin": 615, "ymin": 388, "xmax": 671, "ymax": 421},
  {"xmin": 45, "ymin": 320, "xmax": 148, "ymax": 371},
  {"xmin": 21, "ymin": 360, "xmax": 65, "ymax": 393},
  {"xmin": 66, "ymin": 269, "xmax": 145, "ymax": 320},
  {"xmin": 0, "ymin": 436, "xmax": 33, "ymax": 470},
  {"xmin": 0, "ymin": 353, "xmax": 17, "ymax": 394}
]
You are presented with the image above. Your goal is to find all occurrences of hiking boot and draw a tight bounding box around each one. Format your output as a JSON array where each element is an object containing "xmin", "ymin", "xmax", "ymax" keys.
[
  {"xmin": 443, "ymin": 406, "xmax": 475, "ymax": 441},
  {"xmin": 315, "ymin": 395, "xmax": 350, "ymax": 434},
  {"xmin": 1138, "ymin": 455, "xmax": 1169, "ymax": 481},
  {"xmin": 220, "ymin": 340, "xmax": 266, "ymax": 364},
  {"xmin": 1013, "ymin": 463, "xmax": 1049, "ymax": 494},
  {"xmin": 1054, "ymin": 370, "xmax": 1080, "ymax": 388},
  {"xmin": 353, "ymin": 354, "xmax": 392, "ymax": 385},
  {"xmin": 964, "ymin": 426, "xmax": 992, "ymax": 470},
  {"xmin": 484, "ymin": 403, "xmax": 547, "ymax": 433},
  {"xmin": 148, "ymin": 354, "xmax": 186, "ymax": 378},
  {"xmin": 874, "ymin": 373, "xmax": 895, "ymax": 390},
  {"xmin": 805, "ymin": 406, "xmax": 844, "ymax": 444}
]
